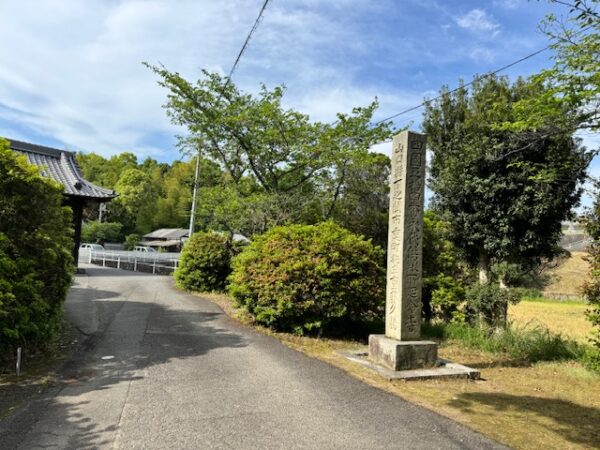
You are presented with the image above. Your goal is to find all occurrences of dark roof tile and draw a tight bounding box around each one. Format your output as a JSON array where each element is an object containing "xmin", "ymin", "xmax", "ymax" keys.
[{"xmin": 6, "ymin": 138, "xmax": 117, "ymax": 201}]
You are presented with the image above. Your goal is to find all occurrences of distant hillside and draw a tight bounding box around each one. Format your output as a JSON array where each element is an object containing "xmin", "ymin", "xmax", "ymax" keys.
[{"xmin": 542, "ymin": 251, "xmax": 589, "ymax": 299}]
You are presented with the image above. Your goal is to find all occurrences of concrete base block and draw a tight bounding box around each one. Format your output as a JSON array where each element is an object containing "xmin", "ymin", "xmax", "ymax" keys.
[
  {"xmin": 368, "ymin": 335, "xmax": 437, "ymax": 371},
  {"xmin": 339, "ymin": 349, "xmax": 480, "ymax": 381}
]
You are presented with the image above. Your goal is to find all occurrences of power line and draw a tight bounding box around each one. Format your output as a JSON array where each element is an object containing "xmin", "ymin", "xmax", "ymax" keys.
[
  {"xmin": 190, "ymin": 0, "xmax": 271, "ymax": 236},
  {"xmin": 224, "ymin": 0, "xmax": 271, "ymax": 88},
  {"xmin": 374, "ymin": 46, "xmax": 550, "ymax": 125},
  {"xmin": 374, "ymin": 22, "xmax": 596, "ymax": 126}
]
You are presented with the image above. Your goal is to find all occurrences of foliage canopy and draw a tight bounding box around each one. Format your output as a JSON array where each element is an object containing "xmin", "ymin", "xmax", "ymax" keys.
[
  {"xmin": 0, "ymin": 139, "xmax": 73, "ymax": 353},
  {"xmin": 424, "ymin": 75, "xmax": 592, "ymax": 291},
  {"xmin": 228, "ymin": 222, "xmax": 385, "ymax": 335}
]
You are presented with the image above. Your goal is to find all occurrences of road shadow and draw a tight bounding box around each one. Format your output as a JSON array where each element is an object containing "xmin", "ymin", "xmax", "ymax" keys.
[
  {"xmin": 450, "ymin": 392, "xmax": 600, "ymax": 448},
  {"xmin": 0, "ymin": 278, "xmax": 246, "ymax": 449}
]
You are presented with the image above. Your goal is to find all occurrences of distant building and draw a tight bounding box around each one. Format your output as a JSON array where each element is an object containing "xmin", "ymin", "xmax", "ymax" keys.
[
  {"xmin": 142, "ymin": 228, "xmax": 189, "ymax": 252},
  {"xmin": 141, "ymin": 229, "xmax": 250, "ymax": 252},
  {"xmin": 7, "ymin": 138, "xmax": 117, "ymax": 263},
  {"xmin": 559, "ymin": 220, "xmax": 591, "ymax": 252}
]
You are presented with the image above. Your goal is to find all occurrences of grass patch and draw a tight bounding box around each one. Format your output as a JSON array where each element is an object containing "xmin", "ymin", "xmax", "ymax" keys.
[
  {"xmin": 520, "ymin": 296, "xmax": 586, "ymax": 304},
  {"xmin": 423, "ymin": 322, "xmax": 582, "ymax": 363},
  {"xmin": 542, "ymin": 251, "xmax": 589, "ymax": 297},
  {"xmin": 510, "ymin": 298, "xmax": 592, "ymax": 344},
  {"xmin": 0, "ymin": 319, "xmax": 80, "ymax": 420}
]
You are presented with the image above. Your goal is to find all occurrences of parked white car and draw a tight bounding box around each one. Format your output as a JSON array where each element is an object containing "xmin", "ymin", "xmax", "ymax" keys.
[
  {"xmin": 133, "ymin": 245, "xmax": 157, "ymax": 253},
  {"xmin": 80, "ymin": 243, "xmax": 104, "ymax": 251}
]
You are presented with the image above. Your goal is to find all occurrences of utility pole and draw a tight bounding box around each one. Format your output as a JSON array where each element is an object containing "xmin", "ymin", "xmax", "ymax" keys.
[
  {"xmin": 188, "ymin": 149, "xmax": 201, "ymax": 238},
  {"xmin": 98, "ymin": 203, "xmax": 106, "ymax": 223}
]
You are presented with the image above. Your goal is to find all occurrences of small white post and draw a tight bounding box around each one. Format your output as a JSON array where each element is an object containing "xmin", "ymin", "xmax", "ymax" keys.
[
  {"xmin": 89, "ymin": 250, "xmax": 92, "ymax": 264},
  {"xmin": 153, "ymin": 259, "xmax": 156, "ymax": 274},
  {"xmin": 16, "ymin": 347, "xmax": 22, "ymax": 377},
  {"xmin": 134, "ymin": 257, "xmax": 137, "ymax": 272},
  {"xmin": 117, "ymin": 256, "xmax": 121, "ymax": 269},
  {"xmin": 102, "ymin": 254, "xmax": 106, "ymax": 267}
]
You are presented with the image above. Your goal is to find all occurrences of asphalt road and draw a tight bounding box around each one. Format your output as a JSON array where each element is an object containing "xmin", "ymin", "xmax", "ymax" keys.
[{"xmin": 0, "ymin": 265, "xmax": 507, "ymax": 449}]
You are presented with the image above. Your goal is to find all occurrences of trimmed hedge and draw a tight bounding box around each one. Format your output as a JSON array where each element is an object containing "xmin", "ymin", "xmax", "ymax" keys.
[
  {"xmin": 174, "ymin": 231, "xmax": 239, "ymax": 292},
  {"xmin": 228, "ymin": 222, "xmax": 385, "ymax": 334},
  {"xmin": 0, "ymin": 140, "xmax": 74, "ymax": 355}
]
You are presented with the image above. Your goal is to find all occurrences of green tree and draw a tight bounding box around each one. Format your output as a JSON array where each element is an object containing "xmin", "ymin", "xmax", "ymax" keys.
[
  {"xmin": 146, "ymin": 66, "xmax": 393, "ymax": 231},
  {"xmin": 111, "ymin": 168, "xmax": 158, "ymax": 234},
  {"xmin": 81, "ymin": 221, "xmax": 123, "ymax": 244},
  {"xmin": 0, "ymin": 139, "xmax": 73, "ymax": 353},
  {"xmin": 422, "ymin": 211, "xmax": 470, "ymax": 322},
  {"xmin": 77, "ymin": 152, "xmax": 138, "ymax": 189},
  {"xmin": 423, "ymin": 75, "xmax": 591, "ymax": 295},
  {"xmin": 327, "ymin": 152, "xmax": 391, "ymax": 250}
]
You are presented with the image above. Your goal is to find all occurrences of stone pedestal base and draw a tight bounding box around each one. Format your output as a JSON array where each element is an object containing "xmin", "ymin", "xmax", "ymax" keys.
[{"xmin": 368, "ymin": 335, "xmax": 437, "ymax": 371}]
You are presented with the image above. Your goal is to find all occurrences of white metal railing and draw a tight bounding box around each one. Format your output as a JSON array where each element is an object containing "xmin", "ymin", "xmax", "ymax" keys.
[{"xmin": 87, "ymin": 250, "xmax": 180, "ymax": 275}]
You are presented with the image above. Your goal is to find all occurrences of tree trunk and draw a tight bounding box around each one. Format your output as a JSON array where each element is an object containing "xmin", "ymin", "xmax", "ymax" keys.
[
  {"xmin": 499, "ymin": 276, "xmax": 508, "ymax": 289},
  {"xmin": 478, "ymin": 253, "xmax": 490, "ymax": 285}
]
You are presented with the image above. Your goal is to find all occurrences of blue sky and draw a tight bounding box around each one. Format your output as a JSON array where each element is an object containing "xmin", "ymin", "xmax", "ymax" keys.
[{"xmin": 0, "ymin": 0, "xmax": 597, "ymax": 183}]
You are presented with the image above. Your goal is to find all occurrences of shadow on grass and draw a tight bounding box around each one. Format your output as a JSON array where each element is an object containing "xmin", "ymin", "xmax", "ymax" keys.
[{"xmin": 450, "ymin": 392, "xmax": 600, "ymax": 449}]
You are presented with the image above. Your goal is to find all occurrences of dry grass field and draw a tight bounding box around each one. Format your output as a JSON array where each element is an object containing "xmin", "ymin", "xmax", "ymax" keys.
[
  {"xmin": 510, "ymin": 299, "xmax": 592, "ymax": 344},
  {"xmin": 542, "ymin": 251, "xmax": 590, "ymax": 298},
  {"xmin": 199, "ymin": 292, "xmax": 600, "ymax": 450}
]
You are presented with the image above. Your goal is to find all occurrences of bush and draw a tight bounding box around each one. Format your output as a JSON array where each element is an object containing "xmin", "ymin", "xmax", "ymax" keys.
[
  {"xmin": 124, "ymin": 233, "xmax": 141, "ymax": 250},
  {"xmin": 466, "ymin": 283, "xmax": 520, "ymax": 327},
  {"xmin": 81, "ymin": 220, "xmax": 123, "ymax": 244},
  {"xmin": 426, "ymin": 275, "xmax": 466, "ymax": 323},
  {"xmin": 581, "ymin": 347, "xmax": 600, "ymax": 373},
  {"xmin": 174, "ymin": 232, "xmax": 239, "ymax": 292},
  {"xmin": 0, "ymin": 140, "xmax": 73, "ymax": 356},
  {"xmin": 228, "ymin": 222, "xmax": 385, "ymax": 335},
  {"xmin": 510, "ymin": 287, "xmax": 543, "ymax": 301}
]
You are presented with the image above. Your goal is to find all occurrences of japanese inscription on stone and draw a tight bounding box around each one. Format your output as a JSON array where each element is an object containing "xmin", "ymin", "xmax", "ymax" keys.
[{"xmin": 385, "ymin": 131, "xmax": 426, "ymax": 341}]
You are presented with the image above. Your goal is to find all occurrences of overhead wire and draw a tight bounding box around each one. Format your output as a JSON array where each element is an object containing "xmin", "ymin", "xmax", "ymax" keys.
[
  {"xmin": 223, "ymin": 0, "xmax": 271, "ymax": 91},
  {"xmin": 373, "ymin": 46, "xmax": 550, "ymax": 125},
  {"xmin": 373, "ymin": 22, "xmax": 596, "ymax": 126},
  {"xmin": 189, "ymin": 0, "xmax": 272, "ymax": 235}
]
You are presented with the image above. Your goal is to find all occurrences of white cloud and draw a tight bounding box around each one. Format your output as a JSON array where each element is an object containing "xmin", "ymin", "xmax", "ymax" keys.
[
  {"xmin": 456, "ymin": 9, "xmax": 501, "ymax": 37},
  {"xmin": 469, "ymin": 47, "xmax": 495, "ymax": 63},
  {"xmin": 0, "ymin": 0, "xmax": 385, "ymax": 159},
  {"xmin": 493, "ymin": 0, "xmax": 521, "ymax": 10}
]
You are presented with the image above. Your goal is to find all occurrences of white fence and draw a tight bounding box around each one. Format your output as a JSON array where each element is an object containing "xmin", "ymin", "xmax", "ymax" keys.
[{"xmin": 84, "ymin": 250, "xmax": 180, "ymax": 275}]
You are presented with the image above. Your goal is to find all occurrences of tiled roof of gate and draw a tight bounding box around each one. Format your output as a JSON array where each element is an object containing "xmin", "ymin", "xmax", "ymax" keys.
[
  {"xmin": 143, "ymin": 228, "xmax": 189, "ymax": 240},
  {"xmin": 6, "ymin": 138, "xmax": 116, "ymax": 201}
]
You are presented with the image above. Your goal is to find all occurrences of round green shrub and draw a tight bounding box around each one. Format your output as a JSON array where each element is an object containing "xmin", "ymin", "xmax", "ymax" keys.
[
  {"xmin": 228, "ymin": 222, "xmax": 385, "ymax": 335},
  {"xmin": 465, "ymin": 283, "xmax": 520, "ymax": 327},
  {"xmin": 174, "ymin": 231, "xmax": 238, "ymax": 292}
]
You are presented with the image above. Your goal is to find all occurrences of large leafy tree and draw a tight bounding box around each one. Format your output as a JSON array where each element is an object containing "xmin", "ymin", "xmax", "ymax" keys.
[
  {"xmin": 145, "ymin": 66, "xmax": 393, "ymax": 231},
  {"xmin": 327, "ymin": 152, "xmax": 391, "ymax": 250},
  {"xmin": 111, "ymin": 168, "xmax": 159, "ymax": 234},
  {"xmin": 0, "ymin": 139, "xmax": 73, "ymax": 353},
  {"xmin": 424, "ymin": 75, "xmax": 592, "ymax": 286}
]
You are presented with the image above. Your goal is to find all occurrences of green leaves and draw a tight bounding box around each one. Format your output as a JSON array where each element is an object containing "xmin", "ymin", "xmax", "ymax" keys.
[
  {"xmin": 228, "ymin": 222, "xmax": 385, "ymax": 335},
  {"xmin": 175, "ymin": 231, "xmax": 240, "ymax": 292},
  {"xmin": 0, "ymin": 139, "xmax": 73, "ymax": 353},
  {"xmin": 147, "ymin": 65, "xmax": 394, "ymax": 238},
  {"xmin": 424, "ymin": 75, "xmax": 592, "ymax": 284}
]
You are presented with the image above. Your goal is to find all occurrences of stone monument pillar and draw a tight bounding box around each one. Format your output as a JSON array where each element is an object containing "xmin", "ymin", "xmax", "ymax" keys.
[{"xmin": 368, "ymin": 130, "xmax": 438, "ymax": 371}]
